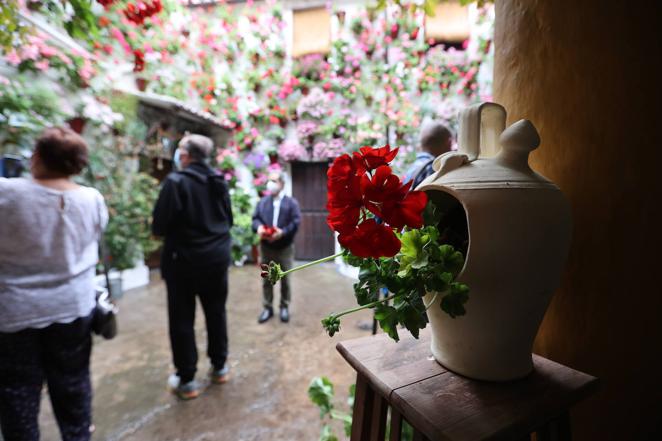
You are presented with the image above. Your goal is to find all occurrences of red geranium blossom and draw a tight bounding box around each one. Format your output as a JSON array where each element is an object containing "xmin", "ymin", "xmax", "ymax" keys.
[
  {"xmin": 381, "ymin": 189, "xmax": 428, "ymax": 230},
  {"xmin": 325, "ymin": 146, "xmax": 428, "ymax": 258},
  {"xmin": 337, "ymin": 219, "xmax": 401, "ymax": 258},
  {"xmin": 353, "ymin": 145, "xmax": 398, "ymax": 174}
]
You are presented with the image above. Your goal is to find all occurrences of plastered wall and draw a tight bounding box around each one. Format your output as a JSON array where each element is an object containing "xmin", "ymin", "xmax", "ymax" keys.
[{"xmin": 493, "ymin": 0, "xmax": 662, "ymax": 439}]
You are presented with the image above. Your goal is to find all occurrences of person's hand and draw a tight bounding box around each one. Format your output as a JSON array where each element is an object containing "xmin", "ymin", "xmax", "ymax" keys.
[
  {"xmin": 270, "ymin": 227, "xmax": 284, "ymax": 241},
  {"xmin": 257, "ymin": 225, "xmax": 266, "ymax": 238}
]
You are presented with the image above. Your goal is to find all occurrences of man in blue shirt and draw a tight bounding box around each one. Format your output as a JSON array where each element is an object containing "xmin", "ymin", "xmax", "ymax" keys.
[{"xmin": 404, "ymin": 122, "xmax": 454, "ymax": 189}]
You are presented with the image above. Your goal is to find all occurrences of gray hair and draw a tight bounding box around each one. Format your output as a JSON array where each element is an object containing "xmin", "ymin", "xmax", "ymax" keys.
[
  {"xmin": 419, "ymin": 121, "xmax": 453, "ymax": 156},
  {"xmin": 179, "ymin": 134, "xmax": 214, "ymax": 162}
]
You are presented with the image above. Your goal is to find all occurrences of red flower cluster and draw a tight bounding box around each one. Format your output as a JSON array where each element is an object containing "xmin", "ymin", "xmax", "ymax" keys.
[
  {"xmin": 123, "ymin": 0, "xmax": 163, "ymax": 25},
  {"xmin": 96, "ymin": 0, "xmax": 115, "ymax": 8},
  {"xmin": 262, "ymin": 225, "xmax": 277, "ymax": 238},
  {"xmin": 326, "ymin": 145, "xmax": 428, "ymax": 258},
  {"xmin": 133, "ymin": 49, "xmax": 145, "ymax": 72}
]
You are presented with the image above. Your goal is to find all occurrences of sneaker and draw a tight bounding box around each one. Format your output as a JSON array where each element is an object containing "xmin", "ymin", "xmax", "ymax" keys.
[
  {"xmin": 167, "ymin": 374, "xmax": 201, "ymax": 400},
  {"xmin": 210, "ymin": 365, "xmax": 230, "ymax": 384}
]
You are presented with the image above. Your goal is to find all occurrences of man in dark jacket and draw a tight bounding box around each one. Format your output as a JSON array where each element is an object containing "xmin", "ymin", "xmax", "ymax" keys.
[
  {"xmin": 252, "ymin": 170, "xmax": 301, "ymax": 324},
  {"xmin": 152, "ymin": 134, "xmax": 233, "ymax": 400}
]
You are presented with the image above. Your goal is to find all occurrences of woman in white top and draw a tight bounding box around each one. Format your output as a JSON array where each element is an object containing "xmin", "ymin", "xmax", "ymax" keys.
[{"xmin": 0, "ymin": 127, "xmax": 108, "ymax": 441}]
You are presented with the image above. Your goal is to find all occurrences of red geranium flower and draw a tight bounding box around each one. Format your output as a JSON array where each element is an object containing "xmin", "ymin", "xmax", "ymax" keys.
[
  {"xmin": 325, "ymin": 145, "xmax": 428, "ymax": 258},
  {"xmin": 327, "ymin": 173, "xmax": 362, "ymax": 234},
  {"xmin": 360, "ymin": 165, "xmax": 402, "ymax": 217},
  {"xmin": 133, "ymin": 49, "xmax": 145, "ymax": 72},
  {"xmin": 338, "ymin": 219, "xmax": 401, "ymax": 258},
  {"xmin": 353, "ymin": 145, "xmax": 398, "ymax": 174},
  {"xmin": 381, "ymin": 190, "xmax": 428, "ymax": 230}
]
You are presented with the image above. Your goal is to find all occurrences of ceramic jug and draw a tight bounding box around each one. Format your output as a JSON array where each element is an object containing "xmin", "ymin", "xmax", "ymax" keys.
[{"xmin": 417, "ymin": 102, "xmax": 572, "ymax": 381}]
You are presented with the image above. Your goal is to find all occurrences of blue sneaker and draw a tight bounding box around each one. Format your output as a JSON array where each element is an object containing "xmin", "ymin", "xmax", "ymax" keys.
[{"xmin": 167, "ymin": 374, "xmax": 201, "ymax": 400}]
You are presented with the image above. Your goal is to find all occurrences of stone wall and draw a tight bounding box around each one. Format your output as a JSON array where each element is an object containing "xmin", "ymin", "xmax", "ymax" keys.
[{"xmin": 493, "ymin": 1, "xmax": 662, "ymax": 439}]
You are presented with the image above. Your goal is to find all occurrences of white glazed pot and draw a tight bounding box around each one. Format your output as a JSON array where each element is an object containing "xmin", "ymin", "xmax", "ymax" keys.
[{"xmin": 417, "ymin": 103, "xmax": 572, "ymax": 381}]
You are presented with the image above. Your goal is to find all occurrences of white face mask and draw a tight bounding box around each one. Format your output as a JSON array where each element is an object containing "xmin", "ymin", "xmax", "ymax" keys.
[
  {"xmin": 266, "ymin": 180, "xmax": 280, "ymax": 194},
  {"xmin": 173, "ymin": 148, "xmax": 182, "ymax": 170}
]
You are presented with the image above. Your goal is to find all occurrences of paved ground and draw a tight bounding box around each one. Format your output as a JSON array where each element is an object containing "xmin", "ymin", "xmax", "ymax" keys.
[{"xmin": 37, "ymin": 263, "xmax": 372, "ymax": 441}]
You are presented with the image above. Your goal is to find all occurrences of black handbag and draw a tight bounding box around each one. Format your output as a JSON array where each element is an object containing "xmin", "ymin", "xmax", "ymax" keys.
[
  {"xmin": 92, "ymin": 239, "xmax": 118, "ymax": 339},
  {"xmin": 92, "ymin": 286, "xmax": 118, "ymax": 339}
]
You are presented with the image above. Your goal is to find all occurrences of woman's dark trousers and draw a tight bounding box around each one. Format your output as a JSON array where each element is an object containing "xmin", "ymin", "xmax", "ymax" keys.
[{"xmin": 0, "ymin": 315, "xmax": 93, "ymax": 441}]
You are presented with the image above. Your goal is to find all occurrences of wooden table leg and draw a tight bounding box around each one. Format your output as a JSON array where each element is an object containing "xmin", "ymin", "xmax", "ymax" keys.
[
  {"xmin": 536, "ymin": 411, "xmax": 572, "ymax": 441},
  {"xmin": 369, "ymin": 392, "xmax": 388, "ymax": 441},
  {"xmin": 389, "ymin": 408, "xmax": 403, "ymax": 441},
  {"xmin": 351, "ymin": 373, "xmax": 375, "ymax": 441}
]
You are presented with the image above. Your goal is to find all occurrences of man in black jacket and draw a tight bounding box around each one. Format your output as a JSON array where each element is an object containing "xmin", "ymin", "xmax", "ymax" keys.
[
  {"xmin": 152, "ymin": 134, "xmax": 233, "ymax": 400},
  {"xmin": 252, "ymin": 171, "xmax": 301, "ymax": 324}
]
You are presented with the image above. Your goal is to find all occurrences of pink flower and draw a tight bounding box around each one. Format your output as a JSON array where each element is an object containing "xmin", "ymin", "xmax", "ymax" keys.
[
  {"xmin": 39, "ymin": 45, "xmax": 58, "ymax": 57},
  {"xmin": 58, "ymin": 53, "xmax": 72, "ymax": 65},
  {"xmin": 111, "ymin": 28, "xmax": 132, "ymax": 55},
  {"xmin": 35, "ymin": 60, "xmax": 49, "ymax": 71},
  {"xmin": 21, "ymin": 45, "xmax": 40, "ymax": 60},
  {"xmin": 0, "ymin": 75, "xmax": 10, "ymax": 85},
  {"xmin": 5, "ymin": 50, "xmax": 21, "ymax": 66}
]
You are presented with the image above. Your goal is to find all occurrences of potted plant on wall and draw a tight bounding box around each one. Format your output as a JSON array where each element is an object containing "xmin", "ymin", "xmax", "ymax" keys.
[{"xmin": 82, "ymin": 122, "xmax": 160, "ymax": 298}]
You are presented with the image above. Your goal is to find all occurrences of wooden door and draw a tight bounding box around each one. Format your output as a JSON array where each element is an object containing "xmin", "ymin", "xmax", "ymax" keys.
[{"xmin": 291, "ymin": 161, "xmax": 335, "ymax": 261}]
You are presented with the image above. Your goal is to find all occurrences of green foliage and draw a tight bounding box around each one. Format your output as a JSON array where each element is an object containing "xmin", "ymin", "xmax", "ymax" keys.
[
  {"xmin": 62, "ymin": 0, "xmax": 99, "ymax": 42},
  {"xmin": 308, "ymin": 377, "xmax": 335, "ymax": 418},
  {"xmin": 108, "ymin": 93, "xmax": 140, "ymax": 134},
  {"xmin": 230, "ymin": 187, "xmax": 259, "ymax": 264},
  {"xmin": 82, "ymin": 139, "xmax": 161, "ymax": 271},
  {"xmin": 0, "ymin": 1, "xmax": 29, "ymax": 50},
  {"xmin": 103, "ymin": 173, "xmax": 160, "ymax": 270},
  {"xmin": 322, "ymin": 200, "xmax": 469, "ymax": 342},
  {"xmin": 0, "ymin": 77, "xmax": 67, "ymax": 152},
  {"xmin": 308, "ymin": 377, "xmax": 354, "ymax": 441}
]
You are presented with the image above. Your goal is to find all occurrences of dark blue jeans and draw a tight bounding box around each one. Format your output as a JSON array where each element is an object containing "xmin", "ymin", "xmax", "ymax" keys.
[{"xmin": 0, "ymin": 314, "xmax": 93, "ymax": 441}]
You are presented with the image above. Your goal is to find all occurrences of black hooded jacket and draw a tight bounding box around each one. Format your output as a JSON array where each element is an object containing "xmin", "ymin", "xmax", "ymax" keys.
[{"xmin": 152, "ymin": 162, "xmax": 233, "ymax": 277}]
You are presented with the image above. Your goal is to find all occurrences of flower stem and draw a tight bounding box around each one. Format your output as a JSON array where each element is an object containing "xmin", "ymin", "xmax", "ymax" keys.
[
  {"xmin": 331, "ymin": 293, "xmax": 397, "ymax": 320},
  {"xmin": 279, "ymin": 251, "xmax": 344, "ymax": 277}
]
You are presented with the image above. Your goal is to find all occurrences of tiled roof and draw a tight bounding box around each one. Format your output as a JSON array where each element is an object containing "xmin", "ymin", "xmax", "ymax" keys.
[{"xmin": 119, "ymin": 89, "xmax": 232, "ymax": 130}]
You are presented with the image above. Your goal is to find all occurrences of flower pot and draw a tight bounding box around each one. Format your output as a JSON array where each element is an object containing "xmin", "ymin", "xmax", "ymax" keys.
[
  {"xmin": 418, "ymin": 102, "xmax": 572, "ymax": 381},
  {"xmin": 67, "ymin": 117, "xmax": 87, "ymax": 134},
  {"xmin": 135, "ymin": 77, "xmax": 148, "ymax": 91}
]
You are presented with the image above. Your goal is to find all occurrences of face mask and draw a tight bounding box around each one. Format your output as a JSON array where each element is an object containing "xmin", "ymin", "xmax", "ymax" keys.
[
  {"xmin": 173, "ymin": 148, "xmax": 182, "ymax": 170},
  {"xmin": 266, "ymin": 180, "xmax": 280, "ymax": 194}
]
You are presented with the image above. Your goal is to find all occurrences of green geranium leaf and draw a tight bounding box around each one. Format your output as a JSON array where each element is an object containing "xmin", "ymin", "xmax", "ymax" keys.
[
  {"xmin": 424, "ymin": 271, "xmax": 453, "ymax": 293},
  {"xmin": 441, "ymin": 283, "xmax": 470, "ymax": 318},
  {"xmin": 308, "ymin": 377, "xmax": 335, "ymax": 418},
  {"xmin": 398, "ymin": 300, "xmax": 427, "ymax": 339},
  {"xmin": 439, "ymin": 244, "xmax": 465, "ymax": 275},
  {"xmin": 374, "ymin": 304, "xmax": 400, "ymax": 341},
  {"xmin": 397, "ymin": 229, "xmax": 430, "ymax": 277}
]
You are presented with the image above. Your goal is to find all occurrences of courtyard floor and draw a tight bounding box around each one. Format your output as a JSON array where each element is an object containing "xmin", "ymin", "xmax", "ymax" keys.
[{"xmin": 38, "ymin": 263, "xmax": 372, "ymax": 441}]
